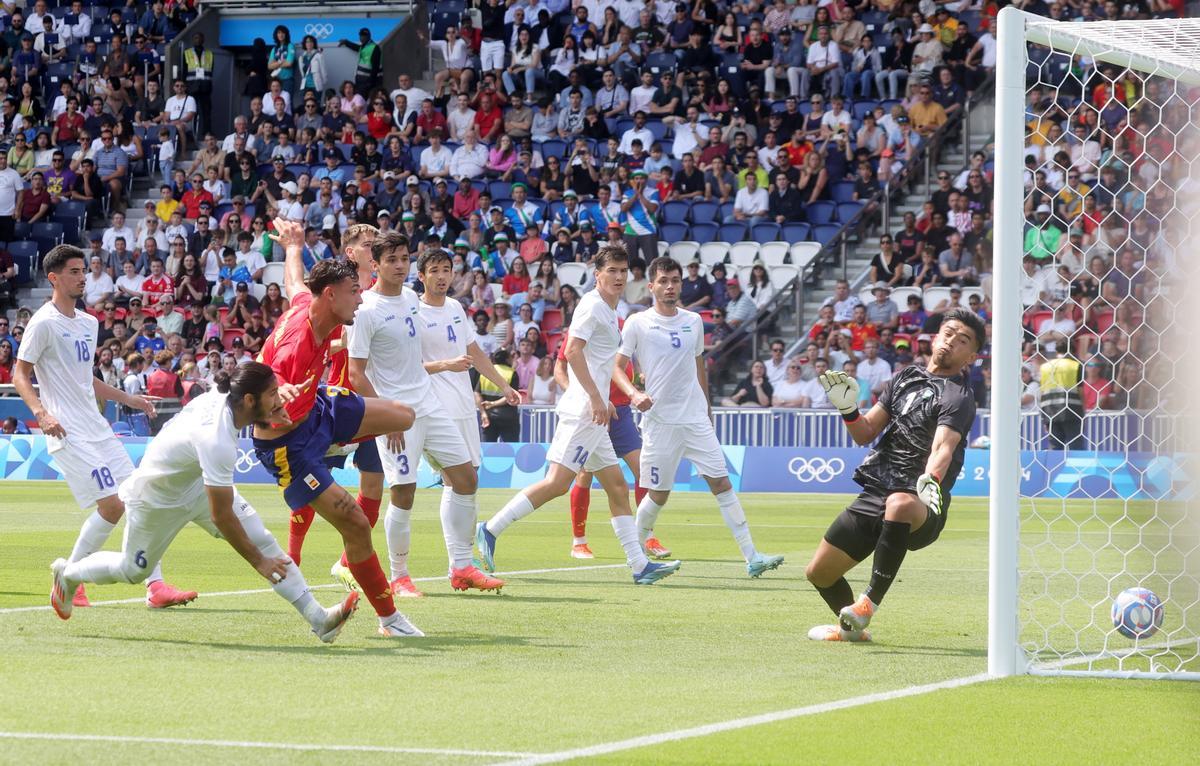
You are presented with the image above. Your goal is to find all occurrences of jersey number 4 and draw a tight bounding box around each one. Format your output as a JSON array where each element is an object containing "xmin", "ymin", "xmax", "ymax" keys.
[{"xmin": 446, "ymin": 326, "xmax": 457, "ymax": 343}]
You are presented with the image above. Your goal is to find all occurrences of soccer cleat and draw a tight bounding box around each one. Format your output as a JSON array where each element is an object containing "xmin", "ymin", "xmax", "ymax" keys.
[
  {"xmin": 632, "ymin": 559, "xmax": 681, "ymax": 585},
  {"xmin": 570, "ymin": 543, "xmax": 595, "ymax": 559},
  {"xmin": 807, "ymin": 624, "xmax": 872, "ymax": 642},
  {"xmin": 330, "ymin": 560, "xmax": 359, "ymax": 591},
  {"xmin": 314, "ymin": 592, "xmax": 360, "ymax": 644},
  {"xmin": 145, "ymin": 581, "xmax": 198, "ymax": 609},
  {"xmin": 389, "ymin": 575, "xmax": 424, "ymax": 598},
  {"xmin": 377, "ymin": 611, "xmax": 424, "ymax": 638},
  {"xmin": 72, "ymin": 584, "xmax": 91, "ymax": 607},
  {"xmin": 746, "ymin": 553, "xmax": 785, "ymax": 578},
  {"xmin": 50, "ymin": 558, "xmax": 74, "ymax": 620},
  {"xmin": 644, "ymin": 536, "xmax": 672, "ymax": 559},
  {"xmin": 839, "ymin": 594, "xmax": 878, "ymax": 632},
  {"xmin": 450, "ymin": 565, "xmax": 505, "ymax": 592},
  {"xmin": 475, "ymin": 522, "xmax": 497, "ymax": 573}
]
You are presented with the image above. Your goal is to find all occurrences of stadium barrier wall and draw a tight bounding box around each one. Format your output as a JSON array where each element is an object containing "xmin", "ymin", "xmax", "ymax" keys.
[{"xmin": 0, "ymin": 436, "xmax": 1188, "ymax": 500}]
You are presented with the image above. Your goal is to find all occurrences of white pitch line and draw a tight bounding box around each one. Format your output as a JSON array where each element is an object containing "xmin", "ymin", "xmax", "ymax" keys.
[
  {"xmin": 0, "ymin": 563, "xmax": 626, "ymax": 615},
  {"xmin": 0, "ymin": 731, "xmax": 536, "ymax": 758},
  {"xmin": 486, "ymin": 673, "xmax": 994, "ymax": 766}
]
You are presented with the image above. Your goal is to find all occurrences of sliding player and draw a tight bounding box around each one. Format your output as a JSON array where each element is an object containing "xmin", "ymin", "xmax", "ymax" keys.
[
  {"xmin": 554, "ymin": 329, "xmax": 662, "ymax": 560},
  {"xmin": 348, "ymin": 233, "xmax": 504, "ymax": 595},
  {"xmin": 415, "ymin": 247, "xmax": 520, "ymax": 590},
  {"xmin": 15, "ymin": 244, "xmax": 196, "ymax": 610},
  {"xmin": 806, "ymin": 308, "xmax": 983, "ymax": 642},
  {"xmin": 615, "ymin": 257, "xmax": 784, "ymax": 576},
  {"xmin": 252, "ymin": 219, "xmax": 421, "ymax": 637},
  {"xmin": 475, "ymin": 246, "xmax": 681, "ymax": 584},
  {"xmin": 52, "ymin": 363, "xmax": 360, "ymax": 644}
]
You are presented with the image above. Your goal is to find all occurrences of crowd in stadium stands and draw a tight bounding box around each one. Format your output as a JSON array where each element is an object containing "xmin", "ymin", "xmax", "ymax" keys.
[{"xmin": 0, "ymin": 0, "xmax": 1190, "ymax": 431}]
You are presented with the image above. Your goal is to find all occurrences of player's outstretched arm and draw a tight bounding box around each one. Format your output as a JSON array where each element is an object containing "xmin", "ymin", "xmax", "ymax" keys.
[
  {"xmin": 93, "ymin": 376, "xmax": 158, "ymax": 418},
  {"xmin": 270, "ymin": 217, "xmax": 309, "ymax": 298},
  {"xmin": 12, "ymin": 359, "xmax": 64, "ymax": 438},
  {"xmin": 820, "ymin": 371, "xmax": 889, "ymax": 445},
  {"xmin": 564, "ymin": 336, "xmax": 611, "ymax": 426},
  {"xmin": 916, "ymin": 425, "xmax": 962, "ymax": 515},
  {"xmin": 206, "ymin": 485, "xmax": 290, "ymax": 583},
  {"xmin": 467, "ymin": 341, "xmax": 521, "ymax": 405},
  {"xmin": 612, "ymin": 353, "xmax": 651, "ymax": 412}
]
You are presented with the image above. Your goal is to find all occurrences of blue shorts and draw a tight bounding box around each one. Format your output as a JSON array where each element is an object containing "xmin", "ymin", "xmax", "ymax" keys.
[
  {"xmin": 324, "ymin": 436, "xmax": 383, "ymax": 474},
  {"xmin": 254, "ymin": 386, "xmax": 366, "ymax": 510},
  {"xmin": 608, "ymin": 404, "xmax": 642, "ymax": 457}
]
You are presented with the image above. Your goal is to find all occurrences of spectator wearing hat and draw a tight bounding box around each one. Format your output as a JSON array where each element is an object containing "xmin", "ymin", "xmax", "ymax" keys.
[
  {"xmin": 724, "ymin": 278, "xmax": 756, "ymax": 329},
  {"xmin": 504, "ymin": 181, "xmax": 543, "ymax": 238},
  {"xmin": 910, "ymin": 24, "xmax": 944, "ymax": 83},
  {"xmin": 621, "ymin": 167, "xmax": 659, "ymax": 264},
  {"xmin": 766, "ymin": 27, "xmax": 805, "ymax": 99},
  {"xmin": 681, "ymin": 260, "xmax": 711, "ymax": 310},
  {"xmin": 1025, "ymin": 203, "xmax": 1063, "ymax": 261},
  {"xmin": 865, "ymin": 282, "xmax": 899, "ymax": 329}
]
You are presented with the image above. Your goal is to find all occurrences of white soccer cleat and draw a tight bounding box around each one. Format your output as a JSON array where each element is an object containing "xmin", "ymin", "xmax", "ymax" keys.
[
  {"xmin": 377, "ymin": 611, "xmax": 424, "ymax": 638},
  {"xmin": 50, "ymin": 558, "xmax": 74, "ymax": 621},
  {"xmin": 314, "ymin": 592, "xmax": 360, "ymax": 644},
  {"xmin": 807, "ymin": 624, "xmax": 871, "ymax": 643}
]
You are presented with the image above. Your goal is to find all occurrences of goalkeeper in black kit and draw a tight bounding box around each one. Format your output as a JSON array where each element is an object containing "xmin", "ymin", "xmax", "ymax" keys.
[{"xmin": 804, "ymin": 308, "xmax": 986, "ymax": 642}]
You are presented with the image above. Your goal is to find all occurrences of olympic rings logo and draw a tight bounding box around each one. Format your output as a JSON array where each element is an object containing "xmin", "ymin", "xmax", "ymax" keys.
[
  {"xmin": 788, "ymin": 457, "xmax": 844, "ymax": 483},
  {"xmin": 235, "ymin": 448, "xmax": 261, "ymax": 473},
  {"xmin": 304, "ymin": 23, "xmax": 335, "ymax": 39}
]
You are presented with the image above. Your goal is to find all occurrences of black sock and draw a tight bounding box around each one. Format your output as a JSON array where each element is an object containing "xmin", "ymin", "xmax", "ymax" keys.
[
  {"xmin": 864, "ymin": 519, "xmax": 911, "ymax": 607},
  {"xmin": 815, "ymin": 577, "xmax": 855, "ymax": 617}
]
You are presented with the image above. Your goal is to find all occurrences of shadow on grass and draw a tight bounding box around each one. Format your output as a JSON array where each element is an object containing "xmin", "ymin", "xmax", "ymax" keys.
[
  {"xmin": 865, "ymin": 643, "xmax": 988, "ymax": 658},
  {"xmin": 71, "ymin": 631, "xmax": 570, "ymax": 655}
]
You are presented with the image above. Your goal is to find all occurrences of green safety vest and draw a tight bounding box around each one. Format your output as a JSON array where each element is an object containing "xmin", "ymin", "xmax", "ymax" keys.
[
  {"xmin": 480, "ymin": 365, "xmax": 513, "ymax": 397},
  {"xmin": 357, "ymin": 42, "xmax": 378, "ymax": 77},
  {"xmin": 183, "ymin": 47, "xmax": 213, "ymax": 81}
]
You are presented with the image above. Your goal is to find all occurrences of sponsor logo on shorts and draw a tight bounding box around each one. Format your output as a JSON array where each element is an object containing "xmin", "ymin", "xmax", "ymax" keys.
[
  {"xmin": 788, "ymin": 457, "xmax": 844, "ymax": 483},
  {"xmin": 304, "ymin": 473, "xmax": 320, "ymax": 490}
]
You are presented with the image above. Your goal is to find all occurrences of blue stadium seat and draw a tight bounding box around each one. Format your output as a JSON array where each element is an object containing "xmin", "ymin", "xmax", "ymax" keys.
[
  {"xmin": 718, "ymin": 201, "xmax": 735, "ymax": 221},
  {"xmin": 9, "ymin": 241, "xmax": 38, "ymax": 284},
  {"xmin": 644, "ymin": 52, "xmax": 676, "ymax": 76},
  {"xmin": 689, "ymin": 222, "xmax": 718, "ymax": 242},
  {"xmin": 660, "ymin": 201, "xmax": 690, "ymax": 224},
  {"xmin": 546, "ymin": 200, "xmax": 566, "ymax": 222},
  {"xmin": 751, "ymin": 223, "xmax": 781, "ymax": 242},
  {"xmin": 837, "ymin": 201, "xmax": 866, "ymax": 224},
  {"xmin": 489, "ymin": 180, "xmax": 511, "ymax": 200},
  {"xmin": 812, "ymin": 224, "xmax": 841, "ymax": 246},
  {"xmin": 660, "ymin": 222, "xmax": 689, "ymax": 242},
  {"xmin": 31, "ymin": 222, "xmax": 64, "ymax": 243},
  {"xmin": 645, "ymin": 120, "xmax": 669, "ymax": 143},
  {"xmin": 782, "ymin": 223, "xmax": 811, "ymax": 242},
  {"xmin": 12, "ymin": 221, "xmax": 30, "ymax": 241},
  {"xmin": 690, "ymin": 200, "xmax": 719, "ymax": 223},
  {"xmin": 806, "ymin": 200, "xmax": 836, "ymax": 224},
  {"xmin": 852, "ymin": 101, "xmax": 878, "ymax": 122},
  {"xmin": 111, "ymin": 421, "xmax": 134, "ymax": 437},
  {"xmin": 718, "ymin": 222, "xmax": 747, "ymax": 242},
  {"xmin": 540, "ymin": 139, "xmax": 567, "ymax": 159},
  {"xmin": 830, "ymin": 182, "xmax": 857, "ymax": 204}
]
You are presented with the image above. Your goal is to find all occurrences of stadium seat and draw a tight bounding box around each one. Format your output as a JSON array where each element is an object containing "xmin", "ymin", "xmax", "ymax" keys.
[
  {"xmin": 769, "ymin": 264, "xmax": 799, "ymax": 290},
  {"xmin": 698, "ymin": 242, "xmax": 729, "ymax": 267},
  {"xmin": 751, "ymin": 223, "xmax": 781, "ymax": 242},
  {"xmin": 541, "ymin": 139, "xmax": 567, "ymax": 159},
  {"xmin": 689, "ymin": 222, "xmax": 718, "ymax": 242},
  {"xmin": 645, "ymin": 120, "xmax": 669, "ymax": 143},
  {"xmin": 657, "ymin": 239, "xmax": 670, "ymax": 258},
  {"xmin": 660, "ymin": 201, "xmax": 690, "ymax": 224},
  {"xmin": 782, "ymin": 222, "xmax": 812, "ymax": 242},
  {"xmin": 923, "ymin": 286, "xmax": 952, "ymax": 312},
  {"xmin": 668, "ymin": 241, "xmax": 700, "ymax": 264},
  {"xmin": 489, "ymin": 180, "xmax": 510, "ymax": 200},
  {"xmin": 690, "ymin": 201, "xmax": 719, "ymax": 223},
  {"xmin": 812, "ymin": 224, "xmax": 841, "ymax": 246},
  {"xmin": 806, "ymin": 201, "xmax": 836, "ymax": 224},
  {"xmin": 789, "ymin": 242, "xmax": 822, "ymax": 270},
  {"xmin": 728, "ymin": 242, "xmax": 760, "ymax": 267},
  {"xmin": 759, "ymin": 242, "xmax": 789, "ymax": 267},
  {"xmin": 540, "ymin": 307, "xmax": 564, "ymax": 335},
  {"xmin": 9, "ymin": 241, "xmax": 38, "ymax": 284},
  {"xmin": 837, "ymin": 201, "xmax": 866, "ymax": 224},
  {"xmin": 110, "ymin": 421, "xmax": 134, "ymax": 437},
  {"xmin": 31, "ymin": 222, "xmax": 64, "ymax": 244},
  {"xmin": 660, "ymin": 222, "xmax": 688, "ymax": 242},
  {"xmin": 718, "ymin": 202, "xmax": 735, "ymax": 221},
  {"xmin": 830, "ymin": 182, "xmax": 857, "ymax": 204},
  {"xmin": 557, "ymin": 262, "xmax": 588, "ymax": 288},
  {"xmin": 718, "ymin": 223, "xmax": 746, "ymax": 242}
]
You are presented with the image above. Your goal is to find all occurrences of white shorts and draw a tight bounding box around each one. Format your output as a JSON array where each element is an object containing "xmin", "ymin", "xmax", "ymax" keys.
[
  {"xmin": 639, "ymin": 420, "xmax": 728, "ymax": 491},
  {"xmin": 117, "ymin": 487, "xmax": 257, "ymax": 578},
  {"xmin": 378, "ymin": 412, "xmax": 472, "ymax": 487},
  {"xmin": 51, "ymin": 433, "xmax": 136, "ymax": 509},
  {"xmin": 546, "ymin": 416, "xmax": 618, "ymax": 473},
  {"xmin": 453, "ymin": 415, "xmax": 482, "ymax": 468},
  {"xmin": 480, "ymin": 39, "xmax": 506, "ymax": 71}
]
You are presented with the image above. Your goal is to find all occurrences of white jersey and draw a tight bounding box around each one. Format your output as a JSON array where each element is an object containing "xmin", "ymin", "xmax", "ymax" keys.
[
  {"xmin": 346, "ymin": 286, "xmax": 436, "ymax": 416},
  {"xmin": 417, "ymin": 297, "xmax": 478, "ymax": 420},
  {"xmin": 121, "ymin": 390, "xmax": 237, "ymax": 509},
  {"xmin": 16, "ymin": 302, "xmax": 111, "ymax": 450},
  {"xmin": 557, "ymin": 291, "xmax": 621, "ymax": 421},
  {"xmin": 619, "ymin": 308, "xmax": 707, "ymax": 425}
]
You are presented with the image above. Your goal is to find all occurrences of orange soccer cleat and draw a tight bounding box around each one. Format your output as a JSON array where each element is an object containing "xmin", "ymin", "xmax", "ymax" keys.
[
  {"xmin": 644, "ymin": 536, "xmax": 672, "ymax": 559},
  {"xmin": 807, "ymin": 624, "xmax": 872, "ymax": 642},
  {"xmin": 449, "ymin": 565, "xmax": 505, "ymax": 592},
  {"xmin": 838, "ymin": 594, "xmax": 878, "ymax": 632},
  {"xmin": 72, "ymin": 584, "xmax": 91, "ymax": 607},
  {"xmin": 390, "ymin": 575, "xmax": 424, "ymax": 598},
  {"xmin": 145, "ymin": 581, "xmax": 198, "ymax": 609},
  {"xmin": 570, "ymin": 542, "xmax": 595, "ymax": 559}
]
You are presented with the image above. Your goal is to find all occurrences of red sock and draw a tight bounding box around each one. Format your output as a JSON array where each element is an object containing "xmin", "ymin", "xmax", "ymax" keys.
[
  {"xmin": 287, "ymin": 505, "xmax": 316, "ymax": 565},
  {"xmin": 339, "ymin": 493, "xmax": 384, "ymax": 567},
  {"xmin": 634, "ymin": 486, "xmax": 647, "ymax": 506},
  {"xmin": 347, "ymin": 552, "xmax": 396, "ymax": 617},
  {"xmin": 570, "ymin": 483, "xmax": 591, "ymax": 539}
]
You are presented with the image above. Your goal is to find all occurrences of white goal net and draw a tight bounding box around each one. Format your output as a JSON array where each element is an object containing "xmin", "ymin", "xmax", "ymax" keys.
[{"xmin": 991, "ymin": 9, "xmax": 1200, "ymax": 679}]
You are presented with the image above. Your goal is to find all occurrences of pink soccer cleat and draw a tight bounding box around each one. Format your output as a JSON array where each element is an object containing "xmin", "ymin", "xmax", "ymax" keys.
[
  {"xmin": 72, "ymin": 584, "xmax": 91, "ymax": 607},
  {"xmin": 145, "ymin": 580, "xmax": 198, "ymax": 609},
  {"xmin": 390, "ymin": 575, "xmax": 424, "ymax": 598},
  {"xmin": 449, "ymin": 565, "xmax": 505, "ymax": 592}
]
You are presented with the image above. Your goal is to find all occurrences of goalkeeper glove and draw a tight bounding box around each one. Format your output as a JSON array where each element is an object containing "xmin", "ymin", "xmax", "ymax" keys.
[
  {"xmin": 916, "ymin": 473, "xmax": 943, "ymax": 516},
  {"xmin": 819, "ymin": 371, "xmax": 860, "ymax": 417}
]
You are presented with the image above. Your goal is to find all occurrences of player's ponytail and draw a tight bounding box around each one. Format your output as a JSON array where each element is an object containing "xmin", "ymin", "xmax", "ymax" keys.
[
  {"xmin": 218, "ymin": 361, "xmax": 276, "ymax": 401},
  {"xmin": 213, "ymin": 369, "xmax": 232, "ymax": 394}
]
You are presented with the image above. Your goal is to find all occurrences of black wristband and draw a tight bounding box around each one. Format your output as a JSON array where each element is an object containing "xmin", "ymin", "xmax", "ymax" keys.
[{"xmin": 841, "ymin": 410, "xmax": 859, "ymax": 423}]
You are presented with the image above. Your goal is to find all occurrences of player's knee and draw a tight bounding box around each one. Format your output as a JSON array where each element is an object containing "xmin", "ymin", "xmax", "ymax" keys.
[
  {"xmin": 390, "ymin": 402, "xmax": 415, "ymax": 431},
  {"xmin": 707, "ymin": 475, "xmax": 732, "ymax": 495},
  {"xmin": 884, "ymin": 493, "xmax": 924, "ymax": 524},
  {"xmin": 391, "ymin": 483, "xmax": 416, "ymax": 508},
  {"xmin": 648, "ymin": 489, "xmax": 671, "ymax": 506},
  {"xmin": 450, "ymin": 467, "xmax": 478, "ymax": 494},
  {"xmin": 118, "ymin": 557, "xmax": 149, "ymax": 585},
  {"xmin": 805, "ymin": 559, "xmax": 832, "ymax": 587}
]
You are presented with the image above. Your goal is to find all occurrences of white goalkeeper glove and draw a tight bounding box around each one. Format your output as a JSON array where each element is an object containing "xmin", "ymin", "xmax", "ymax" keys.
[
  {"xmin": 819, "ymin": 371, "xmax": 860, "ymax": 417},
  {"xmin": 916, "ymin": 473, "xmax": 944, "ymax": 516}
]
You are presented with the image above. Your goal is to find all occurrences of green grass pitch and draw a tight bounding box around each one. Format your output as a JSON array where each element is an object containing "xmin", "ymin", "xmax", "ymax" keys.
[{"xmin": 1, "ymin": 481, "xmax": 1196, "ymax": 764}]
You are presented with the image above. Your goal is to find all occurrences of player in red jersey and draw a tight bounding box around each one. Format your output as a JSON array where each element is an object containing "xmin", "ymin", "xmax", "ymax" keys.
[
  {"xmin": 283, "ymin": 224, "xmax": 389, "ymax": 596},
  {"xmin": 553, "ymin": 328, "xmax": 660, "ymax": 560},
  {"xmin": 253, "ymin": 218, "xmax": 421, "ymax": 637}
]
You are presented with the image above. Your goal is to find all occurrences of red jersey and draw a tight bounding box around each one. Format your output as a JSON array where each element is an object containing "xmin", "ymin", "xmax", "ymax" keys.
[
  {"xmin": 258, "ymin": 291, "xmax": 331, "ymax": 422},
  {"xmin": 327, "ymin": 326, "xmax": 351, "ymax": 388},
  {"xmin": 556, "ymin": 328, "xmax": 632, "ymax": 407}
]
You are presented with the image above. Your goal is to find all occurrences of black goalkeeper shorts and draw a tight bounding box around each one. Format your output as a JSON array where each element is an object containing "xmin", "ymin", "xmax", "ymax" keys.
[{"xmin": 822, "ymin": 490, "xmax": 948, "ymax": 562}]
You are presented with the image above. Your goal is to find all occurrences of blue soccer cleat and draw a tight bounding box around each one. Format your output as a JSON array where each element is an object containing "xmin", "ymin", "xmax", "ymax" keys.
[
  {"xmin": 746, "ymin": 553, "xmax": 785, "ymax": 578},
  {"xmin": 632, "ymin": 559, "xmax": 681, "ymax": 585},
  {"xmin": 475, "ymin": 522, "xmax": 497, "ymax": 573}
]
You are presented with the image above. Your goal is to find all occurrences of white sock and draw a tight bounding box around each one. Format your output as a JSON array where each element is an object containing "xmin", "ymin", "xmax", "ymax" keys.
[
  {"xmin": 486, "ymin": 492, "xmax": 536, "ymax": 536},
  {"xmin": 635, "ymin": 495, "xmax": 664, "ymax": 546},
  {"xmin": 64, "ymin": 551, "xmax": 128, "ymax": 585},
  {"xmin": 611, "ymin": 514, "xmax": 649, "ymax": 573},
  {"xmin": 716, "ymin": 489, "xmax": 756, "ymax": 561},
  {"xmin": 68, "ymin": 511, "xmax": 116, "ymax": 563},
  {"xmin": 572, "ymin": 536, "xmax": 588, "ymax": 545},
  {"xmin": 384, "ymin": 503, "xmax": 412, "ymax": 580},
  {"xmin": 441, "ymin": 490, "xmax": 477, "ymax": 571},
  {"xmin": 146, "ymin": 560, "xmax": 165, "ymax": 585}
]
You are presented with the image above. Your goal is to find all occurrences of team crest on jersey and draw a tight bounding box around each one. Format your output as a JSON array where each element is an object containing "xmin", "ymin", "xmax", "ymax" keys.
[{"xmin": 304, "ymin": 474, "xmax": 320, "ymax": 490}]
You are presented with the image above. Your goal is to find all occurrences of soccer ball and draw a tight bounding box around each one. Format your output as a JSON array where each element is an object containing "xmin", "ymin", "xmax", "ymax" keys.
[{"xmin": 1111, "ymin": 587, "xmax": 1164, "ymax": 640}]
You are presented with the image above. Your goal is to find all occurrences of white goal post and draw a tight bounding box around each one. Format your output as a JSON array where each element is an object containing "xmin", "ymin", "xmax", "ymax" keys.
[{"xmin": 990, "ymin": 7, "xmax": 1200, "ymax": 680}]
